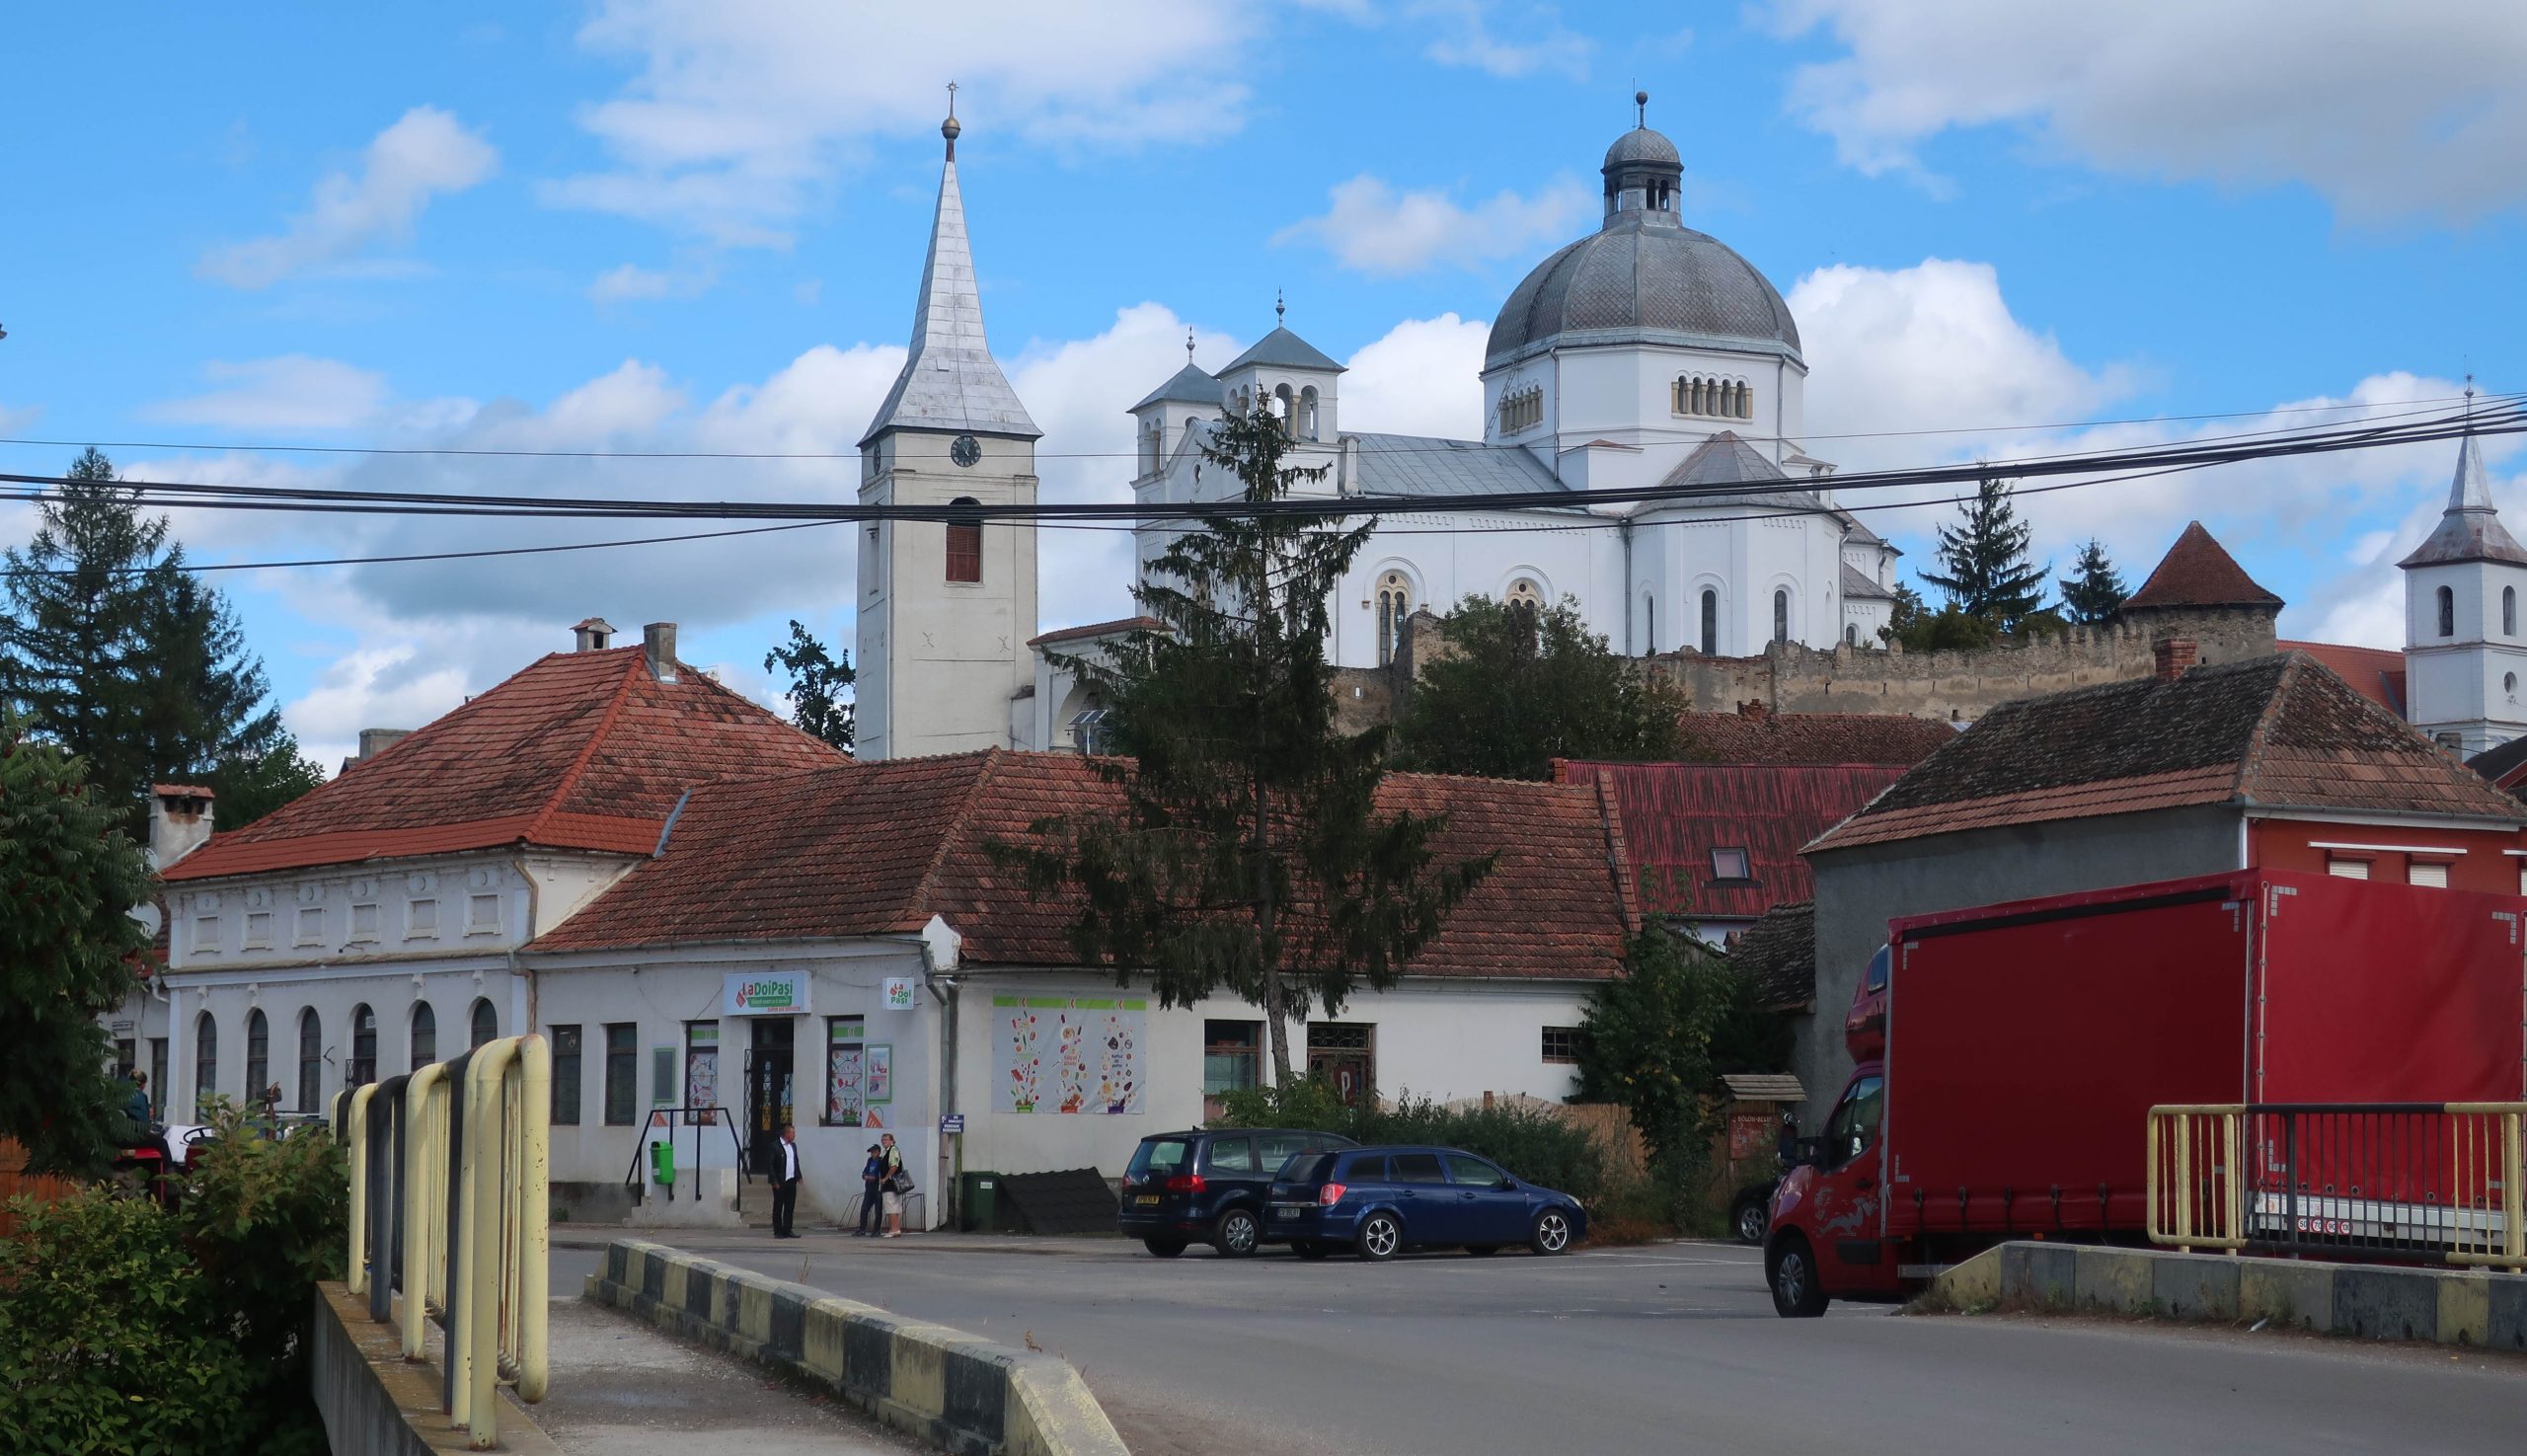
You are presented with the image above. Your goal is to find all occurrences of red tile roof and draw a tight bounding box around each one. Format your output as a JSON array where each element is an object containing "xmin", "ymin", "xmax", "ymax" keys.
[
  {"xmin": 2276, "ymin": 640, "xmax": 2406, "ymax": 716},
  {"xmin": 531, "ymin": 750, "xmax": 1634, "ymax": 981},
  {"xmin": 1558, "ymin": 761, "xmax": 1909, "ymax": 919},
  {"xmin": 162, "ymin": 647, "xmax": 846, "ymax": 881},
  {"xmin": 151, "ymin": 784, "xmax": 215, "ymax": 799},
  {"xmin": 1808, "ymin": 652, "xmax": 2522, "ymax": 853},
  {"xmin": 1673, "ymin": 708, "xmax": 1958, "ymax": 766},
  {"xmin": 2121, "ymin": 521, "xmax": 2283, "ymax": 610}
]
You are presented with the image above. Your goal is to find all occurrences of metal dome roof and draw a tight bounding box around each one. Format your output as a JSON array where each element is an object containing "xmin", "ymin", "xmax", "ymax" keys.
[
  {"xmin": 1486, "ymin": 213, "xmax": 1802, "ymax": 366},
  {"xmin": 1603, "ymin": 125, "xmax": 1680, "ymax": 169}
]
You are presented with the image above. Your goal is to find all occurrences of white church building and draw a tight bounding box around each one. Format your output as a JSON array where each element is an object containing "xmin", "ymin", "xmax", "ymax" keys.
[{"xmin": 854, "ymin": 99, "xmax": 1900, "ymax": 762}]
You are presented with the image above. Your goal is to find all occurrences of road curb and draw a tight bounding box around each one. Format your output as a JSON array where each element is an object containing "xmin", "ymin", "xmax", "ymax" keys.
[
  {"xmin": 584, "ymin": 1238, "xmax": 1131, "ymax": 1456},
  {"xmin": 1913, "ymin": 1241, "xmax": 2527, "ymax": 1351}
]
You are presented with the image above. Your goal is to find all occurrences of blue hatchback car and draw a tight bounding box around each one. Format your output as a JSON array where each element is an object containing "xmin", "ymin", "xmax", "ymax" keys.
[{"xmin": 1265, "ymin": 1144, "xmax": 1585, "ymax": 1261}]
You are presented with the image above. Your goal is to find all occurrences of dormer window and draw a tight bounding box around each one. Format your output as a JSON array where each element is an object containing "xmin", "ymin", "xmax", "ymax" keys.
[{"xmin": 1711, "ymin": 847, "xmax": 1752, "ymax": 881}]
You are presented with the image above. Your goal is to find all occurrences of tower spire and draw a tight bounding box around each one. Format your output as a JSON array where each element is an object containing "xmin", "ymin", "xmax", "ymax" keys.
[{"xmin": 1275, "ymin": 288, "xmax": 1286, "ymax": 326}]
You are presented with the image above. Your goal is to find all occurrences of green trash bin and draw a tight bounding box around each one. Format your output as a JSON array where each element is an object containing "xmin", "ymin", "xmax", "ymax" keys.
[
  {"xmin": 650, "ymin": 1138, "xmax": 676, "ymax": 1188},
  {"xmin": 958, "ymin": 1172, "xmax": 998, "ymax": 1233}
]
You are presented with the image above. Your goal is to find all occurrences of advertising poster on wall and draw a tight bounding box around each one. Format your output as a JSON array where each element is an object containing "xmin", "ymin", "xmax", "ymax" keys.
[
  {"xmin": 825, "ymin": 1018, "xmax": 866, "ymax": 1127},
  {"xmin": 990, "ymin": 996, "xmax": 1145, "ymax": 1114},
  {"xmin": 866, "ymin": 1044, "xmax": 894, "ymax": 1105}
]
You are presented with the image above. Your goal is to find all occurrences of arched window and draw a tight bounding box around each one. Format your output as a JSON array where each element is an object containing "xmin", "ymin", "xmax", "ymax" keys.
[
  {"xmin": 945, "ymin": 497, "xmax": 982, "ymax": 584},
  {"xmin": 2505, "ymin": 586, "xmax": 2516, "ymax": 637},
  {"xmin": 1737, "ymin": 383, "xmax": 1753, "ymax": 420},
  {"xmin": 1299, "ymin": 386, "xmax": 1321, "ymax": 441},
  {"xmin": 1376, "ymin": 572, "xmax": 1413, "ymax": 666},
  {"xmin": 1773, "ymin": 588, "xmax": 1791, "ymax": 645},
  {"xmin": 2437, "ymin": 584, "xmax": 2456, "ymax": 639},
  {"xmin": 410, "ymin": 1002, "xmax": 437, "ymax": 1068},
  {"xmin": 1645, "ymin": 594, "xmax": 1656, "ymax": 653},
  {"xmin": 1137, "ymin": 420, "xmax": 1160, "ymax": 476},
  {"xmin": 1505, "ymin": 577, "xmax": 1543, "ymax": 615},
  {"xmin": 1845, "ymin": 623, "xmax": 1858, "ymax": 646},
  {"xmin": 1689, "ymin": 378, "xmax": 1705, "ymax": 416},
  {"xmin": 195, "ymin": 1010, "xmax": 219, "ymax": 1110},
  {"xmin": 245, "ymin": 1009, "xmax": 268, "ymax": 1108},
  {"xmin": 1700, "ymin": 589, "xmax": 1719, "ymax": 656},
  {"xmin": 470, "ymin": 998, "xmax": 498, "ymax": 1050},
  {"xmin": 349, "ymin": 1003, "xmax": 377, "ymax": 1086},
  {"xmin": 296, "ymin": 1008, "xmax": 322, "ymax": 1113},
  {"xmin": 1272, "ymin": 383, "xmax": 1296, "ymax": 434}
]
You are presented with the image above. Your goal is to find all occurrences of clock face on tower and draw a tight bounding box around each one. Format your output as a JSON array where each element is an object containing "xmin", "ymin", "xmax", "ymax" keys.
[{"xmin": 950, "ymin": 434, "xmax": 981, "ymax": 467}]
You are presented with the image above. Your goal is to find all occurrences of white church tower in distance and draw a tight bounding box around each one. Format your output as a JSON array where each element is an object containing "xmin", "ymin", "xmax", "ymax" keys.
[
  {"xmin": 2400, "ymin": 416, "xmax": 2527, "ymax": 755},
  {"xmin": 855, "ymin": 96, "xmax": 1041, "ymax": 761}
]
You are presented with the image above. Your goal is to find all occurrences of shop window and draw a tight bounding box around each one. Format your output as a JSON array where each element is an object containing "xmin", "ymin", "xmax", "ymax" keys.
[
  {"xmin": 824, "ymin": 1016, "xmax": 869, "ymax": 1126},
  {"xmin": 684, "ymin": 1021, "xmax": 720, "ymax": 1123},
  {"xmin": 1540, "ymin": 1027, "xmax": 1581, "ymax": 1064},
  {"xmin": 550, "ymin": 1025, "xmax": 582, "ymax": 1125},
  {"xmin": 603, "ymin": 1024, "xmax": 638, "ymax": 1125}
]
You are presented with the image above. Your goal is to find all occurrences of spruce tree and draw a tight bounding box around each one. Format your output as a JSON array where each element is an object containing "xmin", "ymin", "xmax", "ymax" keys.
[
  {"xmin": 1395, "ymin": 594, "xmax": 1685, "ymax": 779},
  {"xmin": 1920, "ymin": 476, "xmax": 2049, "ymax": 630},
  {"xmin": 2058, "ymin": 537, "xmax": 2130, "ymax": 624},
  {"xmin": 762, "ymin": 619, "xmax": 856, "ymax": 750},
  {"xmin": 0, "ymin": 449, "xmax": 320, "ymax": 831},
  {"xmin": 993, "ymin": 407, "xmax": 1493, "ymax": 1086}
]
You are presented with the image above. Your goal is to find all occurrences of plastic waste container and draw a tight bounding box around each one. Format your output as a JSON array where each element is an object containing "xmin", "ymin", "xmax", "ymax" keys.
[{"xmin": 959, "ymin": 1172, "xmax": 998, "ymax": 1232}]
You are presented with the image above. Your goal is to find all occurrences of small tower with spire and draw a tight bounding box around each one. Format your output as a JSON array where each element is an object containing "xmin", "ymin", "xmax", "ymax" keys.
[
  {"xmin": 2399, "ymin": 393, "xmax": 2527, "ymax": 755},
  {"xmin": 855, "ymin": 89, "xmax": 1042, "ymax": 761}
]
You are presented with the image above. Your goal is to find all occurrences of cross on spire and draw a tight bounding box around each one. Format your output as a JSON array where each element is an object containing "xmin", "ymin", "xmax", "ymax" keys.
[
  {"xmin": 1275, "ymin": 288, "xmax": 1286, "ymax": 326},
  {"xmin": 1636, "ymin": 88, "xmax": 1648, "ymax": 127},
  {"xmin": 1186, "ymin": 327, "xmax": 1195, "ymax": 362}
]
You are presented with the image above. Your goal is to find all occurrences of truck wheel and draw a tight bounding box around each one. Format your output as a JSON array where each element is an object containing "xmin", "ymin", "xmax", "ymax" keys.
[
  {"xmin": 1356, "ymin": 1212, "xmax": 1403, "ymax": 1262},
  {"xmin": 1213, "ymin": 1207, "xmax": 1261, "ymax": 1258},
  {"xmin": 1143, "ymin": 1237, "xmax": 1187, "ymax": 1258},
  {"xmin": 1732, "ymin": 1193, "xmax": 1770, "ymax": 1246},
  {"xmin": 1530, "ymin": 1209, "xmax": 1572, "ymax": 1256},
  {"xmin": 1768, "ymin": 1236, "xmax": 1829, "ymax": 1318}
]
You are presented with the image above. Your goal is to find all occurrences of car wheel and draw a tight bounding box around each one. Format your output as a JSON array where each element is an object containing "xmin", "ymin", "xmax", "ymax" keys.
[
  {"xmin": 1213, "ymin": 1207, "xmax": 1262, "ymax": 1258},
  {"xmin": 1355, "ymin": 1212, "xmax": 1403, "ymax": 1262},
  {"xmin": 1465, "ymin": 1245, "xmax": 1500, "ymax": 1258},
  {"xmin": 1732, "ymin": 1193, "xmax": 1770, "ymax": 1246},
  {"xmin": 1529, "ymin": 1208, "xmax": 1573, "ymax": 1256},
  {"xmin": 1142, "ymin": 1237, "xmax": 1187, "ymax": 1259},
  {"xmin": 1768, "ymin": 1235, "xmax": 1829, "ymax": 1318},
  {"xmin": 1294, "ymin": 1241, "xmax": 1332, "ymax": 1261}
]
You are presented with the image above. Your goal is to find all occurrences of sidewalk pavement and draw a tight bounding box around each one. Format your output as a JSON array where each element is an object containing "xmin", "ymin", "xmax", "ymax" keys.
[
  {"xmin": 537, "ymin": 1292, "xmax": 917, "ymax": 1456},
  {"xmin": 553, "ymin": 1221, "xmax": 1133, "ymax": 1258}
]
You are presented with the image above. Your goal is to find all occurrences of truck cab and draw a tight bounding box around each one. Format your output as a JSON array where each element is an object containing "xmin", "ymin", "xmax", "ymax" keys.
[{"xmin": 1766, "ymin": 947, "xmax": 1900, "ymax": 1316}]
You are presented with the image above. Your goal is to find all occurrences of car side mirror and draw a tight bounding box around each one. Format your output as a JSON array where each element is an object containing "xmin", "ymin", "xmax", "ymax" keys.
[{"xmin": 1495, "ymin": 1178, "xmax": 1516, "ymax": 1191}]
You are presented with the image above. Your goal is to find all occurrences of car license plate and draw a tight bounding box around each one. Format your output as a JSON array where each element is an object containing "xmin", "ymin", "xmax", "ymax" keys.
[
  {"xmin": 1134, "ymin": 1194, "xmax": 1159, "ymax": 1206},
  {"xmin": 1272, "ymin": 1204, "xmax": 1304, "ymax": 1218}
]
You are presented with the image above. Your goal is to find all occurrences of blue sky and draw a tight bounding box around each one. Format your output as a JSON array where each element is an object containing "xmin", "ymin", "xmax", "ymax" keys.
[{"xmin": 4, "ymin": 2, "xmax": 2525, "ymax": 764}]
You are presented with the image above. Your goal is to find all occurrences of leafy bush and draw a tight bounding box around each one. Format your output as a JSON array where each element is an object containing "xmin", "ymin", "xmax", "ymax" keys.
[
  {"xmin": 1216, "ymin": 1079, "xmax": 1611, "ymax": 1209},
  {"xmin": 0, "ymin": 1101, "xmax": 345, "ymax": 1455}
]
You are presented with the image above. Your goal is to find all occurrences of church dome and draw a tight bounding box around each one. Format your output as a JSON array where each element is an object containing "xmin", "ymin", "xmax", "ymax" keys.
[{"xmin": 1488, "ymin": 116, "xmax": 1800, "ymax": 368}]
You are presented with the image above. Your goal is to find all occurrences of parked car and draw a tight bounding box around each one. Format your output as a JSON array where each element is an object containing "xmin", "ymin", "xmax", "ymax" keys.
[
  {"xmin": 1728, "ymin": 1177, "xmax": 1779, "ymax": 1246},
  {"xmin": 1118, "ymin": 1127, "xmax": 1356, "ymax": 1258},
  {"xmin": 1265, "ymin": 1144, "xmax": 1585, "ymax": 1261}
]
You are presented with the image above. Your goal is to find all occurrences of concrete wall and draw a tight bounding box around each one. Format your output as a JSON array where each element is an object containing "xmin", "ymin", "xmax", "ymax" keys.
[{"xmin": 1797, "ymin": 805, "xmax": 2244, "ymax": 1120}]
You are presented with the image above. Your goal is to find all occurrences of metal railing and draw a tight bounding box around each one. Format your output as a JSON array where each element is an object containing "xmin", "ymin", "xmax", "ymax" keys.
[
  {"xmin": 338, "ymin": 1035, "xmax": 551, "ymax": 1450},
  {"xmin": 2147, "ymin": 1102, "xmax": 2525, "ymax": 1269},
  {"xmin": 619, "ymin": 1104, "xmax": 751, "ymax": 1209}
]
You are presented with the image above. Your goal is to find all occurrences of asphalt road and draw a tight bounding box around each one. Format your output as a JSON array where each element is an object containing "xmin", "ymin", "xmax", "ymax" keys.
[{"xmin": 553, "ymin": 1234, "xmax": 2527, "ymax": 1456}]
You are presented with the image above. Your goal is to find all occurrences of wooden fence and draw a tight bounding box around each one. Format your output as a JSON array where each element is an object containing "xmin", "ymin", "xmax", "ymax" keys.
[{"xmin": 0, "ymin": 1138, "xmax": 81, "ymax": 1239}]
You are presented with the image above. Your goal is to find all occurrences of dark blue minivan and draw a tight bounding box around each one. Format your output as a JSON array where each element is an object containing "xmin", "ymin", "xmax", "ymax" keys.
[
  {"xmin": 1265, "ymin": 1144, "xmax": 1585, "ymax": 1261},
  {"xmin": 1118, "ymin": 1128, "xmax": 1356, "ymax": 1257}
]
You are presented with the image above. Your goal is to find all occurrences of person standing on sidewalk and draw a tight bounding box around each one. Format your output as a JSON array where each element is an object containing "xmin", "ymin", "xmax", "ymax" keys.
[
  {"xmin": 771, "ymin": 1123, "xmax": 804, "ymax": 1239},
  {"xmin": 879, "ymin": 1132, "xmax": 907, "ymax": 1239},
  {"xmin": 856, "ymin": 1143, "xmax": 885, "ymax": 1237}
]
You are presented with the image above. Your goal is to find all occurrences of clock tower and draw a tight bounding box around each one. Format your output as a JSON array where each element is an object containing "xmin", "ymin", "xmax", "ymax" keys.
[{"xmin": 854, "ymin": 98, "xmax": 1042, "ymax": 761}]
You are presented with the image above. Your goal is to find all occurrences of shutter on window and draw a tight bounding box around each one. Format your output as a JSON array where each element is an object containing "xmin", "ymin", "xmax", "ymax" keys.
[
  {"xmin": 2407, "ymin": 861, "xmax": 2449, "ymax": 888},
  {"xmin": 2326, "ymin": 858, "xmax": 2369, "ymax": 880}
]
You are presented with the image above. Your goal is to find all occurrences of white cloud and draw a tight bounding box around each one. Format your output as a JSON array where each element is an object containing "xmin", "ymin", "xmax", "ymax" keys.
[
  {"xmin": 284, "ymin": 644, "xmax": 474, "ymax": 770},
  {"xmin": 1277, "ymin": 175, "xmax": 1591, "ymax": 275},
  {"xmin": 145, "ymin": 356, "xmax": 397, "ymax": 432},
  {"xmin": 199, "ymin": 107, "xmax": 498, "ymax": 287},
  {"xmin": 1341, "ymin": 313, "xmax": 1489, "ymax": 438},
  {"xmin": 549, "ymin": 1, "xmax": 1257, "ymax": 242},
  {"xmin": 588, "ymin": 261, "xmax": 716, "ymax": 303},
  {"xmin": 0, "ymin": 400, "xmax": 41, "ymax": 434},
  {"xmin": 1413, "ymin": 1, "xmax": 1593, "ymax": 80},
  {"xmin": 1768, "ymin": 0, "xmax": 2527, "ymax": 220}
]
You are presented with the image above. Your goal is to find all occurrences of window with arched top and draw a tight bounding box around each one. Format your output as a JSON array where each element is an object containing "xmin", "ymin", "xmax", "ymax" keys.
[
  {"xmin": 1645, "ymin": 594, "xmax": 1656, "ymax": 653},
  {"xmin": 195, "ymin": 1010, "xmax": 218, "ymax": 1110},
  {"xmin": 1497, "ymin": 386, "xmax": 1542, "ymax": 434},
  {"xmin": 946, "ymin": 497, "xmax": 982, "ymax": 583},
  {"xmin": 411, "ymin": 1002, "xmax": 437, "ymax": 1068},
  {"xmin": 349, "ymin": 1003, "xmax": 377, "ymax": 1086},
  {"xmin": 1376, "ymin": 572, "xmax": 1413, "ymax": 665},
  {"xmin": 1773, "ymin": 588, "xmax": 1791, "ymax": 645},
  {"xmin": 1700, "ymin": 589, "xmax": 1719, "ymax": 656},
  {"xmin": 1737, "ymin": 383, "xmax": 1754, "ymax": 419},
  {"xmin": 296, "ymin": 1008, "xmax": 322, "ymax": 1113},
  {"xmin": 2505, "ymin": 586, "xmax": 2516, "ymax": 637},
  {"xmin": 1845, "ymin": 623, "xmax": 1858, "ymax": 646},
  {"xmin": 470, "ymin": 998, "xmax": 498, "ymax": 1051},
  {"xmin": 2437, "ymin": 584, "xmax": 2456, "ymax": 639},
  {"xmin": 245, "ymin": 1009, "xmax": 268, "ymax": 1107},
  {"xmin": 1299, "ymin": 386, "xmax": 1321, "ymax": 440},
  {"xmin": 1138, "ymin": 420, "xmax": 1160, "ymax": 476}
]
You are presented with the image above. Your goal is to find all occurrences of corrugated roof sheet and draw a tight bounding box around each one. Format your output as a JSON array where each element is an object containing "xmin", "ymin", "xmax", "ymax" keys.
[
  {"xmin": 531, "ymin": 751, "xmax": 1634, "ymax": 981},
  {"xmin": 1558, "ymin": 760, "xmax": 1907, "ymax": 919},
  {"xmin": 163, "ymin": 646, "xmax": 845, "ymax": 881},
  {"xmin": 1839, "ymin": 563, "xmax": 1893, "ymax": 601},
  {"xmin": 1348, "ymin": 433, "xmax": 1574, "ymax": 502}
]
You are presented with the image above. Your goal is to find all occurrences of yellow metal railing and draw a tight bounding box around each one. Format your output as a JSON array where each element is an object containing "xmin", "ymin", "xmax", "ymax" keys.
[
  {"xmin": 343, "ymin": 1035, "xmax": 550, "ymax": 1450},
  {"xmin": 2146, "ymin": 1102, "xmax": 2524, "ymax": 1270}
]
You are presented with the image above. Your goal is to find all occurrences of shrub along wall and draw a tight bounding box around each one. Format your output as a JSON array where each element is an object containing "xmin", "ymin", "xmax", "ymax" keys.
[{"xmin": 1216, "ymin": 1082, "xmax": 1613, "ymax": 1210}]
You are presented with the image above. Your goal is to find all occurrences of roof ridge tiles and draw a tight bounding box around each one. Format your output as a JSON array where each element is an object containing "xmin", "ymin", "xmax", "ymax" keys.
[
  {"xmin": 1591, "ymin": 775, "xmax": 1642, "ymax": 934},
  {"xmin": 522, "ymin": 651, "xmax": 646, "ymax": 846},
  {"xmin": 902, "ymin": 747, "xmax": 1004, "ymax": 928}
]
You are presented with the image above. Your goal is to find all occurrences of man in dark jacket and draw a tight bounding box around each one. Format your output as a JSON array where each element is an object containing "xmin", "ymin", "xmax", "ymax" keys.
[
  {"xmin": 856, "ymin": 1144, "xmax": 885, "ymax": 1237},
  {"xmin": 771, "ymin": 1122, "xmax": 804, "ymax": 1238}
]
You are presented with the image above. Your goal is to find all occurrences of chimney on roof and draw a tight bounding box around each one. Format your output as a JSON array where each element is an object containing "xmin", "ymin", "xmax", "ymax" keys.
[
  {"xmin": 357, "ymin": 728, "xmax": 411, "ymax": 760},
  {"xmin": 2153, "ymin": 636, "xmax": 2198, "ymax": 681},
  {"xmin": 574, "ymin": 617, "xmax": 617, "ymax": 651},
  {"xmin": 644, "ymin": 622, "xmax": 678, "ymax": 683},
  {"xmin": 148, "ymin": 785, "xmax": 214, "ymax": 871}
]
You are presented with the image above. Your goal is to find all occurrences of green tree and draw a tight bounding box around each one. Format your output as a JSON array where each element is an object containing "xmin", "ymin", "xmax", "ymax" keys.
[
  {"xmin": 762, "ymin": 618, "xmax": 856, "ymax": 751},
  {"xmin": 1, "ymin": 448, "xmax": 321, "ymax": 830},
  {"xmin": 1573, "ymin": 929, "xmax": 1788, "ymax": 1175},
  {"xmin": 1393, "ymin": 594, "xmax": 1687, "ymax": 779},
  {"xmin": 1919, "ymin": 476, "xmax": 2049, "ymax": 630},
  {"xmin": 995, "ymin": 407, "xmax": 1493, "ymax": 1084},
  {"xmin": 2058, "ymin": 537, "xmax": 2130, "ymax": 624},
  {"xmin": 0, "ymin": 711, "xmax": 153, "ymax": 1175}
]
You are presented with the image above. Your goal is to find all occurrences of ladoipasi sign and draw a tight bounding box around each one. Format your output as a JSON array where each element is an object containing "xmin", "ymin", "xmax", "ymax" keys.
[{"xmin": 723, "ymin": 970, "xmax": 811, "ymax": 1016}]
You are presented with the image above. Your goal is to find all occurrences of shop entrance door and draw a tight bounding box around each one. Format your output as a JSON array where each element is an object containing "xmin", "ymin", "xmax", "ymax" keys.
[{"xmin": 744, "ymin": 1018, "xmax": 797, "ymax": 1178}]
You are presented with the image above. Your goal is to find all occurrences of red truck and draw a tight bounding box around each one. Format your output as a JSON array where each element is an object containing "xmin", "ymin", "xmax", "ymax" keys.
[{"xmin": 1764, "ymin": 868, "xmax": 2527, "ymax": 1316}]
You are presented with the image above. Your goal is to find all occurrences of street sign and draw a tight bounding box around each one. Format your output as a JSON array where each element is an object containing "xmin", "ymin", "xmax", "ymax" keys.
[{"xmin": 940, "ymin": 1113, "xmax": 965, "ymax": 1135}]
